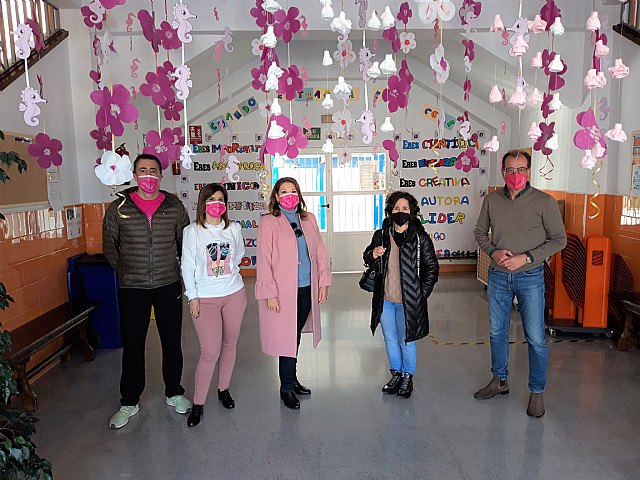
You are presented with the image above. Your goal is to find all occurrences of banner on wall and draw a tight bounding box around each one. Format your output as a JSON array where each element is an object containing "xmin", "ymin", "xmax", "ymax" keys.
[
  {"xmin": 399, "ymin": 133, "xmax": 488, "ymax": 259},
  {"xmin": 631, "ymin": 131, "xmax": 640, "ymax": 196},
  {"xmin": 175, "ymin": 148, "xmax": 266, "ymax": 269}
]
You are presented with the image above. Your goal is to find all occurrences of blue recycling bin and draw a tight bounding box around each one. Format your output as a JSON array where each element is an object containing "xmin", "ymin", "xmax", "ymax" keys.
[{"xmin": 68, "ymin": 253, "xmax": 122, "ymax": 349}]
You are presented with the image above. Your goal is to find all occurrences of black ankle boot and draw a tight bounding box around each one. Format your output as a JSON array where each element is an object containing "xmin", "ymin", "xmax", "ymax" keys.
[
  {"xmin": 218, "ymin": 389, "xmax": 235, "ymax": 409},
  {"xmin": 397, "ymin": 373, "xmax": 413, "ymax": 399},
  {"xmin": 382, "ymin": 370, "xmax": 402, "ymax": 394},
  {"xmin": 187, "ymin": 405, "xmax": 203, "ymax": 427},
  {"xmin": 294, "ymin": 380, "xmax": 311, "ymax": 395},
  {"xmin": 280, "ymin": 390, "xmax": 300, "ymax": 410}
]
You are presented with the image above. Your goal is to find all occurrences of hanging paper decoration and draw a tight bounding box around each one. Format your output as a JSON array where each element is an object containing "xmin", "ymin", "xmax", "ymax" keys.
[
  {"xmin": 82, "ymin": 1, "xmax": 106, "ymax": 30},
  {"xmin": 95, "ymin": 151, "xmax": 133, "ymax": 186},
  {"xmin": 11, "ymin": 24, "xmax": 35, "ymax": 60},
  {"xmin": 330, "ymin": 11, "xmax": 352, "ymax": 35},
  {"xmin": 332, "ymin": 110, "xmax": 353, "ymax": 137},
  {"xmin": 355, "ymin": 0, "xmax": 368, "ymax": 28},
  {"xmin": 455, "ymin": 148, "xmax": 479, "ymax": 173},
  {"xmin": 90, "ymin": 127, "xmax": 112, "ymax": 151},
  {"xmin": 277, "ymin": 65, "xmax": 304, "ymax": 101},
  {"xmin": 430, "ymin": 44, "xmax": 449, "ymax": 84},
  {"xmin": 172, "ymin": 2, "xmax": 196, "ymax": 43},
  {"xmin": 533, "ymin": 121, "xmax": 555, "ymax": 156},
  {"xmin": 356, "ymin": 110, "xmax": 375, "ymax": 144},
  {"xmin": 382, "ymin": 26, "xmax": 401, "ymax": 53},
  {"xmin": 399, "ymin": 32, "xmax": 416, "ymax": 54},
  {"xmin": 170, "ymin": 65, "xmax": 192, "ymax": 100},
  {"xmin": 140, "ymin": 71, "xmax": 175, "ymax": 107},
  {"xmin": 25, "ymin": 19, "xmax": 44, "ymax": 52},
  {"xmin": 28, "ymin": 133, "xmax": 63, "ymax": 169},
  {"xmin": 458, "ymin": 1, "xmax": 481, "ymax": 100},
  {"xmin": 539, "ymin": 0, "xmax": 561, "ymax": 30},
  {"xmin": 359, "ymin": 47, "xmax": 374, "ymax": 81},
  {"xmin": 334, "ymin": 35, "xmax": 356, "ymax": 68},
  {"xmin": 222, "ymin": 26, "xmax": 234, "ymax": 52},
  {"xmin": 96, "ymin": 30, "xmax": 118, "ymax": 65},
  {"xmin": 90, "ymin": 84, "xmax": 139, "ymax": 136},
  {"xmin": 19, "ymin": 87, "xmax": 46, "ymax": 127},
  {"xmin": 383, "ymin": 139, "xmax": 399, "ymax": 168},
  {"xmin": 138, "ymin": 10, "xmax": 161, "ymax": 53},
  {"xmin": 397, "ymin": 2, "xmax": 412, "ymax": 25},
  {"xmin": 382, "ymin": 75, "xmax": 410, "ymax": 113},
  {"xmin": 143, "ymin": 128, "xmax": 183, "ymax": 170},
  {"xmin": 273, "ymin": 6, "xmax": 301, "ymax": 43},
  {"xmin": 417, "ymin": 0, "xmax": 455, "ymax": 25},
  {"xmin": 457, "ymin": 112, "xmax": 471, "ymax": 140}
]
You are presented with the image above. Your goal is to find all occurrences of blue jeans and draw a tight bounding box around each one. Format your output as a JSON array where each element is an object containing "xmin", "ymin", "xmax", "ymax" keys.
[
  {"xmin": 488, "ymin": 266, "xmax": 547, "ymax": 393},
  {"xmin": 380, "ymin": 300, "xmax": 417, "ymax": 375}
]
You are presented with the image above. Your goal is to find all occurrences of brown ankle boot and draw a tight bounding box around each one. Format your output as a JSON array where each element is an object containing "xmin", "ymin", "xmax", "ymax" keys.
[
  {"xmin": 474, "ymin": 375, "xmax": 509, "ymax": 399},
  {"xmin": 527, "ymin": 393, "xmax": 545, "ymax": 417}
]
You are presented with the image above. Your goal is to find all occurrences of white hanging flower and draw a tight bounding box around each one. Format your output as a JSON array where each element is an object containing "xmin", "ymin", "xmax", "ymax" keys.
[
  {"xmin": 399, "ymin": 32, "xmax": 416, "ymax": 54},
  {"xmin": 95, "ymin": 151, "xmax": 133, "ymax": 186},
  {"xmin": 332, "ymin": 109, "xmax": 353, "ymax": 136},
  {"xmin": 333, "ymin": 38, "xmax": 356, "ymax": 69},
  {"xmin": 251, "ymin": 38, "xmax": 264, "ymax": 56}
]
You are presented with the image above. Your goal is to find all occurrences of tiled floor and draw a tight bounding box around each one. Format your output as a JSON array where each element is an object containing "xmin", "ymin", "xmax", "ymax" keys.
[{"xmin": 34, "ymin": 273, "xmax": 640, "ymax": 479}]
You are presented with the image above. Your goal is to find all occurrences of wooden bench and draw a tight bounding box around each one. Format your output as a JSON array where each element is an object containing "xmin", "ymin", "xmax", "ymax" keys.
[{"xmin": 6, "ymin": 303, "xmax": 97, "ymax": 412}]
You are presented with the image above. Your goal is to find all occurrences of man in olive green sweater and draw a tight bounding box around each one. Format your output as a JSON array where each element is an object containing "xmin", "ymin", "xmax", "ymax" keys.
[{"xmin": 473, "ymin": 150, "xmax": 566, "ymax": 418}]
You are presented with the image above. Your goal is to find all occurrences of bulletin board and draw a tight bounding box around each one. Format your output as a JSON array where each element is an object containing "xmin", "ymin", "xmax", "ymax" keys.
[{"xmin": 0, "ymin": 132, "xmax": 48, "ymax": 207}]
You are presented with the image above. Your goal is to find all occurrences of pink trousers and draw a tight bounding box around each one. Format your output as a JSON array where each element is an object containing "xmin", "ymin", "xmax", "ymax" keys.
[{"xmin": 191, "ymin": 287, "xmax": 247, "ymax": 405}]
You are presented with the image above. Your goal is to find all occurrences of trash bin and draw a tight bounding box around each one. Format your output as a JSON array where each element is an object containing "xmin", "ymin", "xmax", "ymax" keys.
[{"xmin": 73, "ymin": 254, "xmax": 122, "ymax": 349}]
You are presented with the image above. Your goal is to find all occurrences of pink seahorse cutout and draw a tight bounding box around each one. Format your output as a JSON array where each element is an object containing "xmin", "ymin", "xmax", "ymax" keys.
[
  {"xmin": 501, "ymin": 122, "xmax": 507, "ymax": 134},
  {"xmin": 300, "ymin": 66, "xmax": 309, "ymax": 87},
  {"xmin": 213, "ymin": 41, "xmax": 224, "ymax": 61},
  {"xmin": 359, "ymin": 47, "xmax": 374, "ymax": 82},
  {"xmin": 125, "ymin": 12, "xmax": 135, "ymax": 32},
  {"xmin": 130, "ymin": 86, "xmax": 137, "ymax": 100},
  {"xmin": 355, "ymin": 0, "xmax": 368, "ymax": 28},
  {"xmin": 130, "ymin": 58, "xmax": 141, "ymax": 78},
  {"xmin": 302, "ymin": 117, "xmax": 312, "ymax": 138},
  {"xmin": 213, "ymin": 7, "xmax": 219, "ymax": 21},
  {"xmin": 356, "ymin": 110, "xmax": 376, "ymax": 144},
  {"xmin": 172, "ymin": 2, "xmax": 196, "ymax": 44},
  {"xmin": 501, "ymin": 30, "xmax": 509, "ymax": 45},
  {"xmin": 170, "ymin": 64, "xmax": 192, "ymax": 101},
  {"xmin": 300, "ymin": 14, "xmax": 308, "ymax": 36},
  {"xmin": 372, "ymin": 142, "xmax": 380, "ymax": 154},
  {"xmin": 19, "ymin": 87, "xmax": 46, "ymax": 127},
  {"xmin": 222, "ymin": 26, "xmax": 233, "ymax": 52},
  {"xmin": 598, "ymin": 97, "xmax": 610, "ymax": 121}
]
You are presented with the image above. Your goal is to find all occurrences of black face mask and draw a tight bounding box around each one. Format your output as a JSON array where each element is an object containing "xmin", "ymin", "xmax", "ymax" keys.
[{"xmin": 391, "ymin": 211, "xmax": 410, "ymax": 226}]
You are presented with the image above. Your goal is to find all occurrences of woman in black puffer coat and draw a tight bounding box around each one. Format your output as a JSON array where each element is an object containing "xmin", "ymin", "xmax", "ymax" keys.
[{"xmin": 363, "ymin": 191, "xmax": 439, "ymax": 398}]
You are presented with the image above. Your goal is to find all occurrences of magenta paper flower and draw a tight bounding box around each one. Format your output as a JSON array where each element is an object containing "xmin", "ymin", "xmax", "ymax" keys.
[
  {"xmin": 138, "ymin": 9, "xmax": 160, "ymax": 53},
  {"xmin": 542, "ymin": 49, "xmax": 567, "ymax": 91},
  {"xmin": 81, "ymin": 6, "xmax": 105, "ymax": 30},
  {"xmin": 90, "ymin": 84, "xmax": 139, "ymax": 137},
  {"xmin": 463, "ymin": 39, "xmax": 475, "ymax": 62},
  {"xmin": 286, "ymin": 124, "xmax": 309, "ymax": 158},
  {"xmin": 533, "ymin": 121, "xmax": 555, "ymax": 156},
  {"xmin": 383, "ymin": 26, "xmax": 401, "ymax": 53},
  {"xmin": 143, "ymin": 128, "xmax": 180, "ymax": 170},
  {"xmin": 334, "ymin": 38, "xmax": 357, "ymax": 69},
  {"xmin": 382, "ymin": 75, "xmax": 410, "ymax": 113},
  {"xmin": 90, "ymin": 127, "xmax": 112, "ymax": 150},
  {"xmin": 274, "ymin": 6, "xmax": 301, "ymax": 44},
  {"xmin": 89, "ymin": 68, "xmax": 101, "ymax": 85},
  {"xmin": 397, "ymin": 2, "xmax": 413, "ymax": 25},
  {"xmin": 28, "ymin": 133, "xmax": 63, "ymax": 169},
  {"xmin": 455, "ymin": 147, "xmax": 479, "ymax": 173},
  {"xmin": 158, "ymin": 21, "xmax": 181, "ymax": 50},
  {"xmin": 383, "ymin": 139, "xmax": 399, "ymax": 168},
  {"xmin": 399, "ymin": 59, "xmax": 414, "ymax": 89},
  {"xmin": 278, "ymin": 65, "xmax": 304, "ymax": 101},
  {"xmin": 99, "ymin": 0, "xmax": 125, "ymax": 9},
  {"xmin": 157, "ymin": 60, "xmax": 176, "ymax": 86},
  {"xmin": 168, "ymin": 126, "xmax": 185, "ymax": 148},
  {"xmin": 541, "ymin": 92, "xmax": 554, "ymax": 118},
  {"xmin": 539, "ymin": 0, "xmax": 561, "ymax": 32},
  {"xmin": 250, "ymin": 0, "xmax": 269, "ymax": 29},
  {"xmin": 162, "ymin": 97, "xmax": 184, "ymax": 121},
  {"xmin": 463, "ymin": 78, "xmax": 472, "ymax": 101},
  {"xmin": 573, "ymin": 109, "xmax": 606, "ymax": 156},
  {"xmin": 140, "ymin": 71, "xmax": 175, "ymax": 107},
  {"xmin": 459, "ymin": 0, "xmax": 482, "ymax": 26},
  {"xmin": 251, "ymin": 63, "xmax": 269, "ymax": 92}
]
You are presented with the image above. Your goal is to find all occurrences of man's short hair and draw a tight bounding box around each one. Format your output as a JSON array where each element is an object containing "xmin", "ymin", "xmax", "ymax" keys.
[
  {"xmin": 133, "ymin": 154, "xmax": 162, "ymax": 172},
  {"xmin": 501, "ymin": 150, "xmax": 531, "ymax": 170}
]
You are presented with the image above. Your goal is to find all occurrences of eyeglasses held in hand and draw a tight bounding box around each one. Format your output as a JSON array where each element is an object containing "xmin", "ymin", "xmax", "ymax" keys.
[
  {"xmin": 290, "ymin": 222, "xmax": 303, "ymax": 238},
  {"xmin": 503, "ymin": 167, "xmax": 529, "ymax": 175}
]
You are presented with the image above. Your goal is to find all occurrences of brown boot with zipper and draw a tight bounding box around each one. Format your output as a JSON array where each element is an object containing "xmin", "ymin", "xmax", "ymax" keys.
[{"xmin": 474, "ymin": 375, "xmax": 509, "ymax": 399}]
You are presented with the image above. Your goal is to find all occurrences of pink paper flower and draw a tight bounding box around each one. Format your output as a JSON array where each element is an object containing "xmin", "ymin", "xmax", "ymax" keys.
[
  {"xmin": 143, "ymin": 128, "xmax": 181, "ymax": 170},
  {"xmin": 399, "ymin": 59, "xmax": 414, "ymax": 90},
  {"xmin": 334, "ymin": 38, "xmax": 357, "ymax": 69},
  {"xmin": 162, "ymin": 97, "xmax": 184, "ymax": 121},
  {"xmin": 274, "ymin": 6, "xmax": 301, "ymax": 44},
  {"xmin": 24, "ymin": 19, "xmax": 44, "ymax": 51},
  {"xmin": 89, "ymin": 68, "xmax": 101, "ymax": 85},
  {"xmin": 251, "ymin": 63, "xmax": 269, "ymax": 92},
  {"xmin": 140, "ymin": 71, "xmax": 175, "ymax": 107},
  {"xmin": 533, "ymin": 121, "xmax": 555, "ymax": 156},
  {"xmin": 278, "ymin": 65, "xmax": 304, "ymax": 101},
  {"xmin": 90, "ymin": 127, "xmax": 112, "ymax": 150},
  {"xmin": 168, "ymin": 126, "xmax": 185, "ymax": 148},
  {"xmin": 285, "ymin": 124, "xmax": 309, "ymax": 158},
  {"xmin": 382, "ymin": 74, "xmax": 410, "ymax": 113},
  {"xmin": 156, "ymin": 60, "xmax": 176, "ymax": 87},
  {"xmin": 138, "ymin": 9, "xmax": 160, "ymax": 53},
  {"xmin": 158, "ymin": 21, "xmax": 181, "ymax": 50},
  {"xmin": 573, "ymin": 109, "xmax": 606, "ymax": 156},
  {"xmin": 539, "ymin": 0, "xmax": 561, "ymax": 32},
  {"xmin": 459, "ymin": 0, "xmax": 482, "ymax": 26},
  {"xmin": 383, "ymin": 139, "xmax": 399, "ymax": 168},
  {"xmin": 250, "ymin": 0, "xmax": 269, "ymax": 29},
  {"xmin": 383, "ymin": 26, "xmax": 401, "ymax": 53},
  {"xmin": 397, "ymin": 2, "xmax": 413, "ymax": 25},
  {"xmin": 28, "ymin": 133, "xmax": 63, "ymax": 169},
  {"xmin": 541, "ymin": 92, "xmax": 554, "ymax": 119},
  {"xmin": 90, "ymin": 84, "xmax": 139, "ymax": 137},
  {"xmin": 81, "ymin": 6, "xmax": 105, "ymax": 30},
  {"xmin": 332, "ymin": 109, "xmax": 353, "ymax": 135},
  {"xmin": 455, "ymin": 147, "xmax": 479, "ymax": 172},
  {"xmin": 99, "ymin": 0, "xmax": 125, "ymax": 9}
]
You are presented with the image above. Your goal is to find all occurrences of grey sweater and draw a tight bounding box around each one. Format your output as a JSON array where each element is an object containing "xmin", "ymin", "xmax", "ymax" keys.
[{"xmin": 474, "ymin": 184, "xmax": 567, "ymax": 273}]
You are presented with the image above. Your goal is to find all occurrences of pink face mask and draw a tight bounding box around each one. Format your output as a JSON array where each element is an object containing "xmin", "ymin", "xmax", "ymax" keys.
[
  {"xmin": 279, "ymin": 192, "xmax": 300, "ymax": 210},
  {"xmin": 205, "ymin": 201, "xmax": 226, "ymax": 218},
  {"xmin": 504, "ymin": 173, "xmax": 528, "ymax": 190},
  {"xmin": 137, "ymin": 175, "xmax": 160, "ymax": 194}
]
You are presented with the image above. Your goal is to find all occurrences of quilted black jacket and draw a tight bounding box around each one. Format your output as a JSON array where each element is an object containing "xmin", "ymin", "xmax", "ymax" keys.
[
  {"xmin": 103, "ymin": 187, "xmax": 190, "ymax": 289},
  {"xmin": 363, "ymin": 218, "xmax": 439, "ymax": 343}
]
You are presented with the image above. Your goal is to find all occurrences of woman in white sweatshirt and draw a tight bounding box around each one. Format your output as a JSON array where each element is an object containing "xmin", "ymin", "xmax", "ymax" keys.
[{"xmin": 181, "ymin": 183, "xmax": 247, "ymax": 427}]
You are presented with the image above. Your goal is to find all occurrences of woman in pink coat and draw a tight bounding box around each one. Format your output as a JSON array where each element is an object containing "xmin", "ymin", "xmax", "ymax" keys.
[{"xmin": 256, "ymin": 177, "xmax": 332, "ymax": 410}]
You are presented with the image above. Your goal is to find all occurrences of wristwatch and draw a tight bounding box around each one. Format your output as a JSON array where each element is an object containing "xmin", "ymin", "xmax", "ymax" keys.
[{"xmin": 525, "ymin": 253, "xmax": 533, "ymax": 264}]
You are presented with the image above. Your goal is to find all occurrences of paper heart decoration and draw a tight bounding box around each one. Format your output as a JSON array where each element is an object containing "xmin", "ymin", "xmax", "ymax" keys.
[{"xmin": 383, "ymin": 139, "xmax": 399, "ymax": 168}]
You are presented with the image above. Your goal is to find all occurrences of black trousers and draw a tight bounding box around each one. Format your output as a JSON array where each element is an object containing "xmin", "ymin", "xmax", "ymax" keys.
[
  {"xmin": 118, "ymin": 281, "xmax": 185, "ymax": 406},
  {"xmin": 279, "ymin": 286, "xmax": 312, "ymax": 392}
]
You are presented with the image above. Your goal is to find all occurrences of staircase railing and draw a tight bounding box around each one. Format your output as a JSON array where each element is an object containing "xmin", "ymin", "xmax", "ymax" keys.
[{"xmin": 614, "ymin": 0, "xmax": 640, "ymax": 46}]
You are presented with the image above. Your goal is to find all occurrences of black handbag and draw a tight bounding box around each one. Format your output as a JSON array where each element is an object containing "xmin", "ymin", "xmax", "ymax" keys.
[{"xmin": 359, "ymin": 261, "xmax": 379, "ymax": 293}]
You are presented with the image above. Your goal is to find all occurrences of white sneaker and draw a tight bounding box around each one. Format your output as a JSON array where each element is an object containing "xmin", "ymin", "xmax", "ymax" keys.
[
  {"xmin": 166, "ymin": 395, "xmax": 192, "ymax": 414},
  {"xmin": 109, "ymin": 405, "xmax": 139, "ymax": 429}
]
